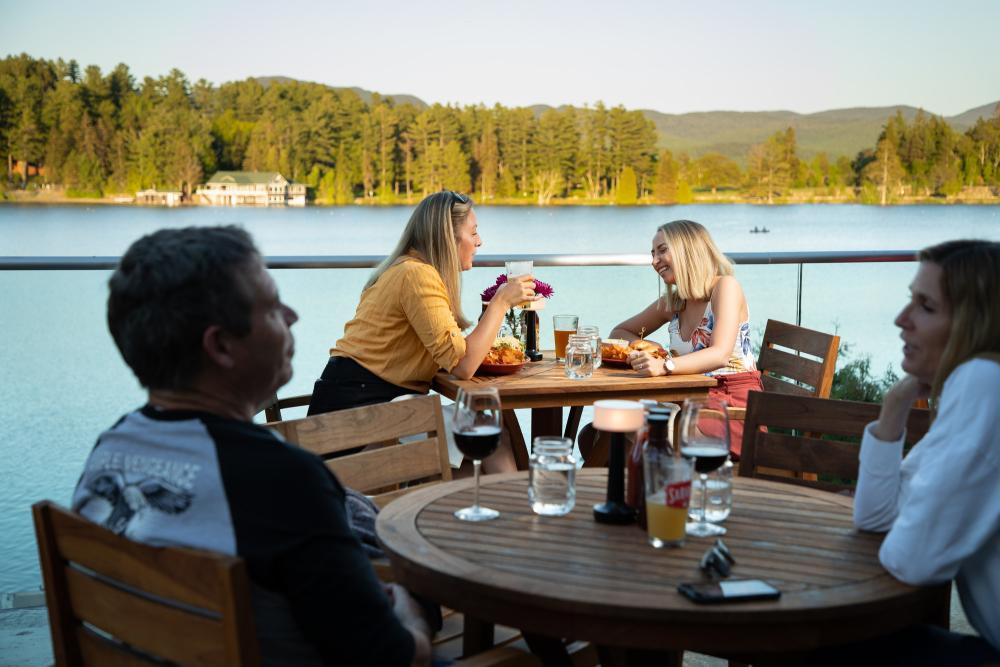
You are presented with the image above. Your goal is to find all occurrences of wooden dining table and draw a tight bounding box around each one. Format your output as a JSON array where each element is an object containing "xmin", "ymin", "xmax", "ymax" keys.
[
  {"xmin": 433, "ymin": 354, "xmax": 717, "ymax": 469},
  {"xmin": 376, "ymin": 470, "xmax": 950, "ymax": 665}
]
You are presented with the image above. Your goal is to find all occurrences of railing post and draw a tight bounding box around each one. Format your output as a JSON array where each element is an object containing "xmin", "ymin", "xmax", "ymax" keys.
[{"xmin": 796, "ymin": 263, "xmax": 803, "ymax": 326}]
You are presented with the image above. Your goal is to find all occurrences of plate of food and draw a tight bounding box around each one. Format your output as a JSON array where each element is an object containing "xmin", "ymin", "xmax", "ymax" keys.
[
  {"xmin": 601, "ymin": 338, "xmax": 666, "ymax": 368},
  {"xmin": 476, "ymin": 335, "xmax": 527, "ymax": 375}
]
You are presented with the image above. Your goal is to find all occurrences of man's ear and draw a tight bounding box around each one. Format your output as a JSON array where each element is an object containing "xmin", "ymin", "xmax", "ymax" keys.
[{"xmin": 202, "ymin": 325, "xmax": 237, "ymax": 369}]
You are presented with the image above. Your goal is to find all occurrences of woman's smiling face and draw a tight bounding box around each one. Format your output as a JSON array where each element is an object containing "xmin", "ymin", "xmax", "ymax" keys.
[{"xmin": 651, "ymin": 230, "xmax": 675, "ymax": 284}]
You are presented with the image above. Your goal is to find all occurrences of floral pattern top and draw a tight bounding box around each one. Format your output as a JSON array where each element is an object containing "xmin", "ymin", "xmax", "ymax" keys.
[{"xmin": 667, "ymin": 301, "xmax": 757, "ymax": 376}]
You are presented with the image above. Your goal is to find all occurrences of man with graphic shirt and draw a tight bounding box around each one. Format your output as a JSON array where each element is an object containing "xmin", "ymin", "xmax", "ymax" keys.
[{"xmin": 72, "ymin": 226, "xmax": 431, "ymax": 666}]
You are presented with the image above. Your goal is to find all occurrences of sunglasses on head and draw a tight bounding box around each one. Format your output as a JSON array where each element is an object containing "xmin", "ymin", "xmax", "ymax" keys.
[
  {"xmin": 699, "ymin": 539, "xmax": 736, "ymax": 579},
  {"xmin": 444, "ymin": 190, "xmax": 469, "ymax": 205}
]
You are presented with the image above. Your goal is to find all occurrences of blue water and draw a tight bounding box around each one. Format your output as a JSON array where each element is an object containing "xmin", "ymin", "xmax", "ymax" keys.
[{"xmin": 1, "ymin": 203, "xmax": 998, "ymax": 594}]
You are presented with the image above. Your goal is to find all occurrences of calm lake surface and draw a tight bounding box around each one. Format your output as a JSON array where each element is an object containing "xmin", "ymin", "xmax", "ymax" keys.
[{"xmin": 1, "ymin": 203, "xmax": 999, "ymax": 594}]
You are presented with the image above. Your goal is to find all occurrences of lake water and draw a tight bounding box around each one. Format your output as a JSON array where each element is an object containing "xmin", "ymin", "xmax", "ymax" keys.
[{"xmin": 1, "ymin": 203, "xmax": 999, "ymax": 595}]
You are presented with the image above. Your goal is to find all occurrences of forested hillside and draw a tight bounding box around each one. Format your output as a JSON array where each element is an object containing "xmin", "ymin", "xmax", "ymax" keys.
[{"xmin": 2, "ymin": 54, "xmax": 998, "ymax": 204}]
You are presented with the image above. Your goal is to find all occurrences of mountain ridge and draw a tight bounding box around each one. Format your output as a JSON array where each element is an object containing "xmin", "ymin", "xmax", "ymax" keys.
[{"xmin": 253, "ymin": 77, "xmax": 997, "ymax": 162}]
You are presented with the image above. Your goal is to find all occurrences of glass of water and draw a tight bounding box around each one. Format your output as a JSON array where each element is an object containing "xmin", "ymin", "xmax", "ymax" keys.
[
  {"xmin": 529, "ymin": 436, "xmax": 577, "ymax": 515},
  {"xmin": 689, "ymin": 459, "xmax": 733, "ymax": 523},
  {"xmin": 564, "ymin": 334, "xmax": 594, "ymax": 379},
  {"xmin": 577, "ymin": 325, "xmax": 602, "ymax": 369}
]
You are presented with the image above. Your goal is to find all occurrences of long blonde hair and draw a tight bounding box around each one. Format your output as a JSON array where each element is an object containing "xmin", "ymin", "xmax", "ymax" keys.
[
  {"xmin": 918, "ymin": 239, "xmax": 1000, "ymax": 404},
  {"xmin": 367, "ymin": 191, "xmax": 474, "ymax": 328},
  {"xmin": 657, "ymin": 220, "xmax": 733, "ymax": 311}
]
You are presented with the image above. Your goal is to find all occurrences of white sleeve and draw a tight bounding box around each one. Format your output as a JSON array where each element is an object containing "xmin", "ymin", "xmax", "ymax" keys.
[
  {"xmin": 861, "ymin": 360, "xmax": 1000, "ymax": 585},
  {"xmin": 853, "ymin": 422, "xmax": 905, "ymax": 532}
]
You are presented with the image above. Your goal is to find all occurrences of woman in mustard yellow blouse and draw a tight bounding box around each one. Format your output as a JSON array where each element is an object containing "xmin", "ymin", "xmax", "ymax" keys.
[{"xmin": 307, "ymin": 191, "xmax": 534, "ymax": 469}]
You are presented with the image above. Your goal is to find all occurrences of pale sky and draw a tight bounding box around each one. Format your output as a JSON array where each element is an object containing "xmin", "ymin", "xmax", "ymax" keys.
[{"xmin": 3, "ymin": 0, "xmax": 998, "ymax": 116}]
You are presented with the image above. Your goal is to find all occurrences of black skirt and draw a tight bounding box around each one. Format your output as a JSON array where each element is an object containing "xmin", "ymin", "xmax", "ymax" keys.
[{"xmin": 307, "ymin": 356, "xmax": 418, "ymax": 416}]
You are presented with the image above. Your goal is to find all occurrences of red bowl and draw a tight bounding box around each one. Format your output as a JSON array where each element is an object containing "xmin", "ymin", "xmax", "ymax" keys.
[{"xmin": 476, "ymin": 362, "xmax": 526, "ymax": 376}]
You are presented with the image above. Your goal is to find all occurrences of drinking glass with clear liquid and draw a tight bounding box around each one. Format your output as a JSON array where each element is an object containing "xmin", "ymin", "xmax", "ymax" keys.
[
  {"xmin": 690, "ymin": 459, "xmax": 733, "ymax": 523},
  {"xmin": 564, "ymin": 334, "xmax": 594, "ymax": 379},
  {"xmin": 528, "ymin": 436, "xmax": 576, "ymax": 516},
  {"xmin": 505, "ymin": 260, "xmax": 534, "ymax": 309},
  {"xmin": 452, "ymin": 387, "xmax": 502, "ymax": 522},
  {"xmin": 577, "ymin": 325, "xmax": 602, "ymax": 369},
  {"xmin": 679, "ymin": 397, "xmax": 731, "ymax": 537}
]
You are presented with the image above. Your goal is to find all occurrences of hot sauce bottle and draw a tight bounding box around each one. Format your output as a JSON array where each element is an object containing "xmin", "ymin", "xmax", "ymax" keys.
[{"xmin": 627, "ymin": 411, "xmax": 672, "ymax": 529}]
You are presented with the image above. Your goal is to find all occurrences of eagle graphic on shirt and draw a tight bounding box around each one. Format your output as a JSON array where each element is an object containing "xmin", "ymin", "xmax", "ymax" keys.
[{"xmin": 77, "ymin": 469, "xmax": 193, "ymax": 535}]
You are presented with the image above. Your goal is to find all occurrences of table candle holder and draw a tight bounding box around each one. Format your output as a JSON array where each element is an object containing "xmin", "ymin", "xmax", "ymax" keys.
[
  {"xmin": 592, "ymin": 400, "xmax": 644, "ymax": 524},
  {"xmin": 523, "ymin": 310, "xmax": 543, "ymax": 361}
]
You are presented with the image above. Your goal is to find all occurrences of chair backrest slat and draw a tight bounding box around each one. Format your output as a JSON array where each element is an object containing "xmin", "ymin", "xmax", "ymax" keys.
[
  {"xmin": 33, "ymin": 501, "xmax": 260, "ymax": 666},
  {"xmin": 278, "ymin": 394, "xmax": 452, "ymax": 498},
  {"xmin": 65, "ymin": 565, "xmax": 226, "ymax": 665},
  {"xmin": 326, "ymin": 437, "xmax": 446, "ymax": 494},
  {"xmin": 760, "ymin": 373, "xmax": 813, "ymax": 397}
]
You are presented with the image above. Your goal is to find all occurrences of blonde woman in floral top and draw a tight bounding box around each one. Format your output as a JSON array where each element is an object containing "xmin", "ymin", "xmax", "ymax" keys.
[{"xmin": 610, "ymin": 219, "xmax": 762, "ymax": 456}]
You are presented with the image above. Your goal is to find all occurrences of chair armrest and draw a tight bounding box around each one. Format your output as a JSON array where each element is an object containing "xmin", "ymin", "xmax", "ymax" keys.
[{"xmin": 728, "ymin": 407, "xmax": 746, "ymax": 421}]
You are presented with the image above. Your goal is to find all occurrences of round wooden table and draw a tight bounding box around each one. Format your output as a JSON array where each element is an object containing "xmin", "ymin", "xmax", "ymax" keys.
[{"xmin": 376, "ymin": 470, "xmax": 949, "ymax": 660}]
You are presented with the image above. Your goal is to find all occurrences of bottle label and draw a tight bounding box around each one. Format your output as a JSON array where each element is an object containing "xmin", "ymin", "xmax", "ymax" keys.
[{"xmin": 665, "ymin": 480, "xmax": 691, "ymax": 508}]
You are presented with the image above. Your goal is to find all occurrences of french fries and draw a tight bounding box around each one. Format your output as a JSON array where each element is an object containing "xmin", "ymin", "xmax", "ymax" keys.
[{"xmin": 483, "ymin": 335, "xmax": 526, "ymax": 365}]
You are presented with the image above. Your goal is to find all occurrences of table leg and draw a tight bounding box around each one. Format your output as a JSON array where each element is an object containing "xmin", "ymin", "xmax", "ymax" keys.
[
  {"xmin": 502, "ymin": 410, "xmax": 530, "ymax": 471},
  {"xmin": 461, "ymin": 616, "xmax": 495, "ymax": 657},
  {"xmin": 564, "ymin": 405, "xmax": 583, "ymax": 442},
  {"xmin": 532, "ymin": 406, "xmax": 563, "ymax": 439}
]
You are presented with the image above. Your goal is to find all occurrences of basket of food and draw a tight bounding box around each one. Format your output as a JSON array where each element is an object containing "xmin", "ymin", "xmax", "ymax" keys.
[{"xmin": 477, "ymin": 335, "xmax": 527, "ymax": 375}]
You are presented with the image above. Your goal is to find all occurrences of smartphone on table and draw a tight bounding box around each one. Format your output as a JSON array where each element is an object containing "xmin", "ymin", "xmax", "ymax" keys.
[{"xmin": 678, "ymin": 579, "xmax": 781, "ymax": 604}]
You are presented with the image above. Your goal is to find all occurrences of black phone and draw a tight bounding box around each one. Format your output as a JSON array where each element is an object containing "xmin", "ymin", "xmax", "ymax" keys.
[{"xmin": 677, "ymin": 579, "xmax": 781, "ymax": 604}]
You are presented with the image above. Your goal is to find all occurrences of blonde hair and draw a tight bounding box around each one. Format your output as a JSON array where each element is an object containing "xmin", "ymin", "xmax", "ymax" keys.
[
  {"xmin": 366, "ymin": 191, "xmax": 474, "ymax": 329},
  {"xmin": 657, "ymin": 220, "xmax": 733, "ymax": 311},
  {"xmin": 917, "ymin": 240, "xmax": 1000, "ymax": 406}
]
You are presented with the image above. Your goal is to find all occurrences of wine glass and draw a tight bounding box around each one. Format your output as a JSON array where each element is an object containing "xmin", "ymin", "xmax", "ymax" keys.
[
  {"xmin": 680, "ymin": 396, "xmax": 731, "ymax": 537},
  {"xmin": 453, "ymin": 386, "xmax": 503, "ymax": 521}
]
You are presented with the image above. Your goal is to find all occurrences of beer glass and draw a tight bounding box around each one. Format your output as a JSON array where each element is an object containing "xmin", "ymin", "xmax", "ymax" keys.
[
  {"xmin": 552, "ymin": 314, "xmax": 579, "ymax": 361},
  {"xmin": 505, "ymin": 260, "xmax": 533, "ymax": 309}
]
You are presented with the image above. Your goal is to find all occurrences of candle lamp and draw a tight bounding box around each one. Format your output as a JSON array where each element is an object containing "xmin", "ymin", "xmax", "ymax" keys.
[
  {"xmin": 522, "ymin": 309, "xmax": 543, "ymax": 362},
  {"xmin": 592, "ymin": 399, "xmax": 645, "ymax": 524}
]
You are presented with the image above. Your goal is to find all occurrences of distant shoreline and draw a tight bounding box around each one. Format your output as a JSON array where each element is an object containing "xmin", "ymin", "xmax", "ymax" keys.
[{"xmin": 3, "ymin": 189, "xmax": 999, "ymax": 207}]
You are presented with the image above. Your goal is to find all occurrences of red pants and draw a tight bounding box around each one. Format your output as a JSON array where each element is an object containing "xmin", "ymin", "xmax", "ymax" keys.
[{"xmin": 708, "ymin": 370, "xmax": 763, "ymax": 459}]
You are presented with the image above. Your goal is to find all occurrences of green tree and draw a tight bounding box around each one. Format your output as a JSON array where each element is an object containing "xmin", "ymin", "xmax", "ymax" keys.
[
  {"xmin": 652, "ymin": 149, "xmax": 679, "ymax": 203},
  {"xmin": 616, "ymin": 165, "xmax": 638, "ymax": 205},
  {"xmin": 692, "ymin": 152, "xmax": 741, "ymax": 194},
  {"xmin": 862, "ymin": 116, "xmax": 905, "ymax": 205}
]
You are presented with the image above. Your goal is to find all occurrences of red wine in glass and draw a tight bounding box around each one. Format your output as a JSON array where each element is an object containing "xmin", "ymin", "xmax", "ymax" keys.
[
  {"xmin": 453, "ymin": 386, "xmax": 502, "ymax": 522},
  {"xmin": 454, "ymin": 425, "xmax": 501, "ymax": 460},
  {"xmin": 681, "ymin": 444, "xmax": 729, "ymax": 474}
]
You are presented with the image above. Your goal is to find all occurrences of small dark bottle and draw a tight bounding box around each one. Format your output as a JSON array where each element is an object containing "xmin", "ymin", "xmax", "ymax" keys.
[{"xmin": 627, "ymin": 412, "xmax": 671, "ymax": 529}]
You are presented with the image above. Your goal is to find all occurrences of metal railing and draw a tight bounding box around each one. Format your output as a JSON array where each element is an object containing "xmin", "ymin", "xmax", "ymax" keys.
[{"xmin": 0, "ymin": 250, "xmax": 918, "ymax": 326}]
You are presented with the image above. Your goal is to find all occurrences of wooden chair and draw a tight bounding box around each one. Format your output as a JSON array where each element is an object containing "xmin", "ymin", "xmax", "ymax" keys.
[
  {"xmin": 728, "ymin": 319, "xmax": 840, "ymax": 421},
  {"xmin": 273, "ymin": 396, "xmax": 583, "ymax": 665},
  {"xmin": 262, "ymin": 392, "xmax": 311, "ymax": 423},
  {"xmin": 270, "ymin": 393, "xmax": 452, "ymax": 506},
  {"xmin": 739, "ymin": 391, "xmax": 930, "ymax": 492},
  {"xmin": 32, "ymin": 500, "xmax": 260, "ymax": 666}
]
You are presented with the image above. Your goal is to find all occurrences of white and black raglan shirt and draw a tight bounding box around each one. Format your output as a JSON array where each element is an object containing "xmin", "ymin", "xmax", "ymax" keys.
[{"xmin": 72, "ymin": 405, "xmax": 415, "ymax": 667}]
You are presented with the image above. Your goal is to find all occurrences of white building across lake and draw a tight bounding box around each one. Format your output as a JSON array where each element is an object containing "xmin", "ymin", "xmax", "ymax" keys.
[{"xmin": 196, "ymin": 171, "xmax": 307, "ymax": 206}]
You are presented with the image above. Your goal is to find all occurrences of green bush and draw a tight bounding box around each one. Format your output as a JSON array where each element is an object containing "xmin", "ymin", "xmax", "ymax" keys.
[{"xmin": 830, "ymin": 342, "xmax": 898, "ymax": 403}]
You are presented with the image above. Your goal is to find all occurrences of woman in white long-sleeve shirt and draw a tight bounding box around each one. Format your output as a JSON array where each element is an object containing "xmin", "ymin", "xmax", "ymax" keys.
[{"xmin": 817, "ymin": 240, "xmax": 1000, "ymax": 666}]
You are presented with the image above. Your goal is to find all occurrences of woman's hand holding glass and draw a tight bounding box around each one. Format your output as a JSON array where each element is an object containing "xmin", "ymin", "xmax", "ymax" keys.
[{"xmin": 494, "ymin": 275, "xmax": 537, "ymax": 310}]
